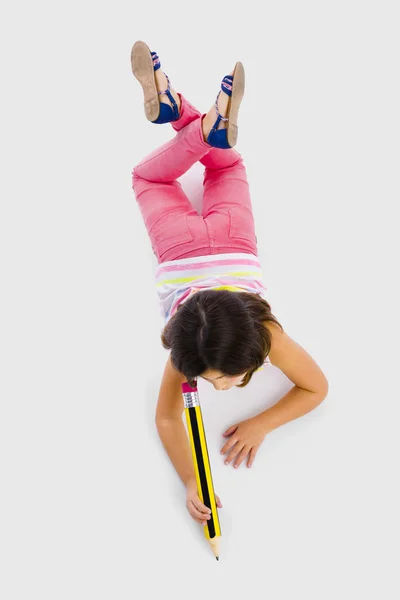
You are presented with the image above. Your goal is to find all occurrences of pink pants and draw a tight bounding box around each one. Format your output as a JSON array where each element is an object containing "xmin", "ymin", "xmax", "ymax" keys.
[{"xmin": 132, "ymin": 93, "xmax": 258, "ymax": 263}]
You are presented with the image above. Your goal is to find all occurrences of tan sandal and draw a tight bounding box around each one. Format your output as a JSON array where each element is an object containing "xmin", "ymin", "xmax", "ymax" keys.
[
  {"xmin": 131, "ymin": 41, "xmax": 180, "ymax": 123},
  {"xmin": 207, "ymin": 62, "xmax": 245, "ymax": 148}
]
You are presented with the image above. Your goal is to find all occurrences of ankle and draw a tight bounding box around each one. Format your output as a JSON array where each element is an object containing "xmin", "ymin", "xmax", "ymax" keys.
[
  {"xmin": 174, "ymin": 92, "xmax": 182, "ymax": 112},
  {"xmin": 155, "ymin": 70, "xmax": 181, "ymax": 113},
  {"xmin": 201, "ymin": 114, "xmax": 210, "ymax": 142}
]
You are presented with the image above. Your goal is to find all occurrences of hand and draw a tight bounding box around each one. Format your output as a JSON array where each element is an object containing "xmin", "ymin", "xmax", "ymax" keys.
[
  {"xmin": 186, "ymin": 478, "xmax": 222, "ymax": 527},
  {"xmin": 221, "ymin": 417, "xmax": 267, "ymax": 468}
]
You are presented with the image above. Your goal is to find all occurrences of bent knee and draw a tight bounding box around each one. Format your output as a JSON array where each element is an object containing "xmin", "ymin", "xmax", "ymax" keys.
[
  {"xmin": 131, "ymin": 165, "xmax": 143, "ymax": 191},
  {"xmin": 132, "ymin": 165, "xmax": 141, "ymax": 180}
]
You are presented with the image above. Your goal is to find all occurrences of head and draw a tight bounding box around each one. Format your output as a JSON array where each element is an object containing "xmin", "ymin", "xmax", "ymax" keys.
[
  {"xmin": 160, "ymin": 290, "xmax": 283, "ymax": 390},
  {"xmin": 197, "ymin": 368, "xmax": 247, "ymax": 391}
]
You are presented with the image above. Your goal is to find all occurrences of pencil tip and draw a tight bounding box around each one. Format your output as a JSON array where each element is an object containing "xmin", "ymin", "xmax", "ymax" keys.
[{"xmin": 216, "ymin": 556, "xmax": 219, "ymax": 561}]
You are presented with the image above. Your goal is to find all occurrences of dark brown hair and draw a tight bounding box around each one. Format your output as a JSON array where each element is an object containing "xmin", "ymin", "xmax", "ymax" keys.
[{"xmin": 160, "ymin": 290, "xmax": 283, "ymax": 388}]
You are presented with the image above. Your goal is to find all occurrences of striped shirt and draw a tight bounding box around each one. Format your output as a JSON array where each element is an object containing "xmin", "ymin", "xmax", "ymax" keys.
[{"xmin": 155, "ymin": 252, "xmax": 271, "ymax": 368}]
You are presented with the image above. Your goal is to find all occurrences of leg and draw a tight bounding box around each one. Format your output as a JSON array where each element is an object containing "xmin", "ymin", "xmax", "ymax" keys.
[
  {"xmin": 201, "ymin": 152, "xmax": 258, "ymax": 256},
  {"xmin": 132, "ymin": 42, "xmax": 243, "ymax": 181},
  {"xmin": 172, "ymin": 93, "xmax": 244, "ymax": 174},
  {"xmin": 132, "ymin": 94, "xmax": 256, "ymax": 261},
  {"xmin": 132, "ymin": 97, "xmax": 212, "ymax": 263},
  {"xmin": 132, "ymin": 112, "xmax": 211, "ymax": 184},
  {"xmin": 187, "ymin": 69, "xmax": 257, "ymax": 255},
  {"xmin": 171, "ymin": 75, "xmax": 252, "ymax": 208},
  {"xmin": 131, "ymin": 42, "xmax": 254, "ymax": 261},
  {"xmin": 133, "ymin": 170, "xmax": 202, "ymax": 263},
  {"xmin": 171, "ymin": 93, "xmax": 257, "ymax": 256}
]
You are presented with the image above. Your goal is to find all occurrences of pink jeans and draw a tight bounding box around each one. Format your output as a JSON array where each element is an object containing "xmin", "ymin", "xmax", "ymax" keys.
[{"xmin": 132, "ymin": 93, "xmax": 258, "ymax": 263}]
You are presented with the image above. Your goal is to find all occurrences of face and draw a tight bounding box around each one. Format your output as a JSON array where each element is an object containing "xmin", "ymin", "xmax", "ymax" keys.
[{"xmin": 200, "ymin": 369, "xmax": 246, "ymax": 391}]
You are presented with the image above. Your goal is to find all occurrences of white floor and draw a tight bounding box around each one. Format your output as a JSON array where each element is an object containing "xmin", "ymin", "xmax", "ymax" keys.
[{"xmin": 1, "ymin": 2, "xmax": 399, "ymax": 599}]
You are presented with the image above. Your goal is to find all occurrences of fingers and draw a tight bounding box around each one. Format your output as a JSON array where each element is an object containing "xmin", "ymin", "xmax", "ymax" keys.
[
  {"xmin": 221, "ymin": 439, "xmax": 239, "ymax": 460},
  {"xmin": 247, "ymin": 447, "xmax": 256, "ymax": 467},
  {"xmin": 222, "ymin": 444, "xmax": 257, "ymax": 468},
  {"xmin": 187, "ymin": 496, "xmax": 223, "ymax": 525},
  {"xmin": 189, "ymin": 500, "xmax": 211, "ymax": 525},
  {"xmin": 223, "ymin": 425, "xmax": 238, "ymax": 437},
  {"xmin": 220, "ymin": 437, "xmax": 238, "ymax": 456},
  {"xmin": 233, "ymin": 445, "xmax": 249, "ymax": 468},
  {"xmin": 224, "ymin": 443, "xmax": 245, "ymax": 465},
  {"xmin": 215, "ymin": 494, "xmax": 223, "ymax": 508},
  {"xmin": 195, "ymin": 515, "xmax": 208, "ymax": 526}
]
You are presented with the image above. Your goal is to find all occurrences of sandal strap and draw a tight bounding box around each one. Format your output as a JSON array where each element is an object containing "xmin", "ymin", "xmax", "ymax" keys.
[
  {"xmin": 151, "ymin": 51, "xmax": 171, "ymax": 96},
  {"xmin": 214, "ymin": 92, "xmax": 228, "ymax": 123},
  {"xmin": 151, "ymin": 51, "xmax": 161, "ymax": 71},
  {"xmin": 157, "ymin": 73, "xmax": 171, "ymax": 96},
  {"xmin": 151, "ymin": 51, "xmax": 179, "ymax": 121},
  {"xmin": 221, "ymin": 75, "xmax": 233, "ymax": 97},
  {"xmin": 213, "ymin": 74, "xmax": 234, "ymax": 123}
]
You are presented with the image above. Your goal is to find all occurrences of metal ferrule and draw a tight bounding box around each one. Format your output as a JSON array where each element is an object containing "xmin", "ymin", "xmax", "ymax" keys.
[{"xmin": 183, "ymin": 390, "xmax": 200, "ymax": 409}]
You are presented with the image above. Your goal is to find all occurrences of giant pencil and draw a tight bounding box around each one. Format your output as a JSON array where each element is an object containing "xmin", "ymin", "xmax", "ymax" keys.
[{"xmin": 181, "ymin": 380, "xmax": 221, "ymax": 560}]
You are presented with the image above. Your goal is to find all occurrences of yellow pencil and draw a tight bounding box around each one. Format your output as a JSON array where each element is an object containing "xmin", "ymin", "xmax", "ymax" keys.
[{"xmin": 182, "ymin": 380, "xmax": 221, "ymax": 560}]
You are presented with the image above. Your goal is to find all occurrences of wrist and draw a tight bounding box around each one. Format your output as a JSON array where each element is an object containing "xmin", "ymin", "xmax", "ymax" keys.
[
  {"xmin": 185, "ymin": 475, "xmax": 196, "ymax": 489},
  {"xmin": 255, "ymin": 410, "xmax": 274, "ymax": 436}
]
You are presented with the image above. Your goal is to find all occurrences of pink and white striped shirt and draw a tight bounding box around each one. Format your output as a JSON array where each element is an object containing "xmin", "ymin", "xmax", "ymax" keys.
[{"xmin": 155, "ymin": 252, "xmax": 271, "ymax": 368}]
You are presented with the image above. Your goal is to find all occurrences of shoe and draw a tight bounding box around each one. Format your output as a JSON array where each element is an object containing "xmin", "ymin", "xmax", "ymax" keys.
[
  {"xmin": 207, "ymin": 62, "xmax": 245, "ymax": 148},
  {"xmin": 131, "ymin": 40, "xmax": 180, "ymax": 124}
]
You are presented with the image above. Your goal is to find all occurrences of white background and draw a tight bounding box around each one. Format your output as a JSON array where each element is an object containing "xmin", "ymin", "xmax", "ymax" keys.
[{"xmin": 1, "ymin": 1, "xmax": 399, "ymax": 598}]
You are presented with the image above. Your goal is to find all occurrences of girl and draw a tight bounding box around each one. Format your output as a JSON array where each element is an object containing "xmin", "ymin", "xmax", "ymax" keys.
[{"xmin": 131, "ymin": 41, "xmax": 329, "ymax": 527}]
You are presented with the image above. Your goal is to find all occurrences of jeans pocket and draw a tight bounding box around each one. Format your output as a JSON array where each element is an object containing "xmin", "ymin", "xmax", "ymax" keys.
[
  {"xmin": 228, "ymin": 206, "xmax": 257, "ymax": 244},
  {"xmin": 150, "ymin": 213, "xmax": 194, "ymax": 257}
]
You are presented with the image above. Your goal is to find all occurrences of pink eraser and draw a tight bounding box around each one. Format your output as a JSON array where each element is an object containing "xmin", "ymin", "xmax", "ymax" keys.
[{"xmin": 182, "ymin": 381, "xmax": 197, "ymax": 393}]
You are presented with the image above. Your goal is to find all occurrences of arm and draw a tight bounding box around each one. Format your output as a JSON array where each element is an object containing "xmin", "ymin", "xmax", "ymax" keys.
[
  {"xmin": 257, "ymin": 322, "xmax": 329, "ymax": 434},
  {"xmin": 155, "ymin": 355, "xmax": 196, "ymax": 488}
]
